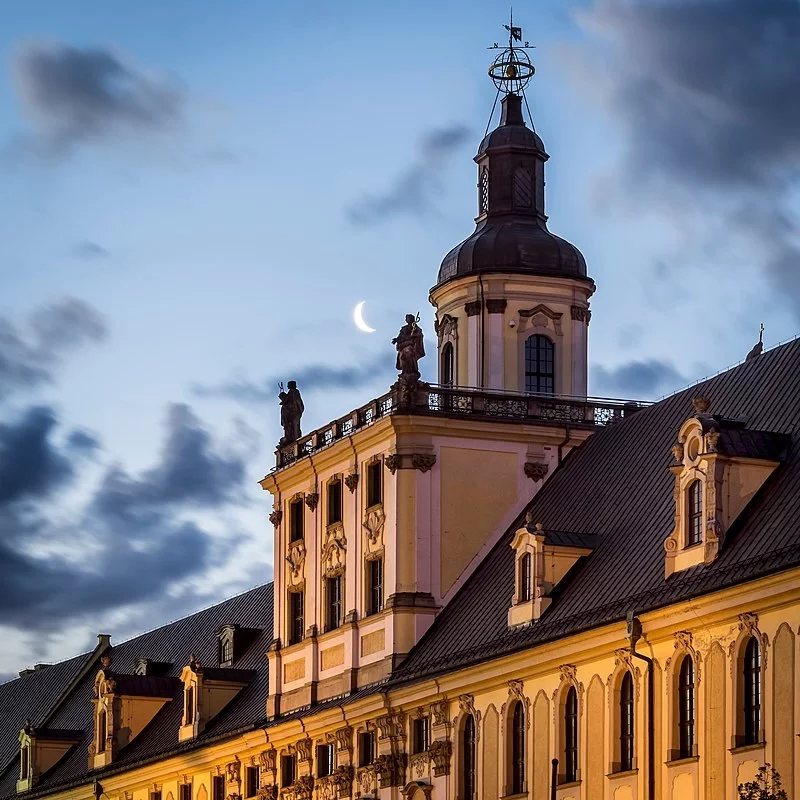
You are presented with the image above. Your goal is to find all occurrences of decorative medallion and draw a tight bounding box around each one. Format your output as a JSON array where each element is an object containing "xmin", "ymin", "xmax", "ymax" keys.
[{"xmin": 523, "ymin": 461, "xmax": 549, "ymax": 482}]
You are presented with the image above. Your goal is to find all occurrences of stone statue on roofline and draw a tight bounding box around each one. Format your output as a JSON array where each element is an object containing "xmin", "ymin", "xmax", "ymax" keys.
[
  {"xmin": 278, "ymin": 380, "xmax": 304, "ymax": 445},
  {"xmin": 393, "ymin": 313, "xmax": 425, "ymax": 379}
]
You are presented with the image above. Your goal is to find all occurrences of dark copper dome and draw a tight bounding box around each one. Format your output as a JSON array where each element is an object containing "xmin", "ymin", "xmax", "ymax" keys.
[{"xmin": 435, "ymin": 93, "xmax": 591, "ymax": 288}]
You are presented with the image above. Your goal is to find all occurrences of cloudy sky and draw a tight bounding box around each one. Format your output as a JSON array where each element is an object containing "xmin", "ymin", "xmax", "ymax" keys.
[{"xmin": 2, "ymin": 0, "xmax": 799, "ymax": 679}]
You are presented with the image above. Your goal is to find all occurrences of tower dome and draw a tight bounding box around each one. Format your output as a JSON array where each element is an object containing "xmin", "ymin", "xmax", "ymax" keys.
[{"xmin": 435, "ymin": 92, "xmax": 590, "ymax": 288}]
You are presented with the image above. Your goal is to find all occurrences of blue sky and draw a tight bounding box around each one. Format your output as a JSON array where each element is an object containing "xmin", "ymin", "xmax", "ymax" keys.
[{"xmin": 2, "ymin": 0, "xmax": 799, "ymax": 676}]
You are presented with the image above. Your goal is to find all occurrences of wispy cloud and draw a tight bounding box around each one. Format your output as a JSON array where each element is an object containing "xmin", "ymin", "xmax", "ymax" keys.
[
  {"xmin": 346, "ymin": 125, "xmax": 471, "ymax": 226},
  {"xmin": 71, "ymin": 240, "xmax": 109, "ymax": 260},
  {"xmin": 591, "ymin": 359, "xmax": 688, "ymax": 399}
]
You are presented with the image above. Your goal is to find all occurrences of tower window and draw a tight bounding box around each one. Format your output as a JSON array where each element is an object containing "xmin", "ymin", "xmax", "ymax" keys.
[
  {"xmin": 327, "ymin": 479, "xmax": 342, "ymax": 526},
  {"xmin": 510, "ymin": 702, "xmax": 526, "ymax": 794},
  {"xmin": 441, "ymin": 341, "xmax": 454, "ymax": 386},
  {"xmin": 564, "ymin": 687, "xmax": 578, "ymax": 783},
  {"xmin": 743, "ymin": 636, "xmax": 762, "ymax": 746},
  {"xmin": 678, "ymin": 655, "xmax": 695, "ymax": 758},
  {"xmin": 366, "ymin": 557, "xmax": 384, "ymax": 616},
  {"xmin": 518, "ymin": 553, "xmax": 532, "ymax": 603},
  {"xmin": 317, "ymin": 743, "xmax": 334, "ymax": 778},
  {"xmin": 687, "ymin": 480, "xmax": 702, "ymax": 546},
  {"xmin": 619, "ymin": 672, "xmax": 635, "ymax": 772},
  {"xmin": 366, "ymin": 461, "xmax": 382, "ymax": 507},
  {"xmin": 245, "ymin": 766, "xmax": 259, "ymax": 798},
  {"xmin": 289, "ymin": 498, "xmax": 304, "ymax": 542},
  {"xmin": 479, "ymin": 167, "xmax": 489, "ymax": 214},
  {"xmin": 288, "ymin": 591, "xmax": 304, "ymax": 646},
  {"xmin": 325, "ymin": 575, "xmax": 342, "ymax": 632},
  {"xmin": 524, "ymin": 335, "xmax": 555, "ymax": 394},
  {"xmin": 461, "ymin": 715, "xmax": 477, "ymax": 800},
  {"xmin": 514, "ymin": 167, "xmax": 533, "ymax": 208}
]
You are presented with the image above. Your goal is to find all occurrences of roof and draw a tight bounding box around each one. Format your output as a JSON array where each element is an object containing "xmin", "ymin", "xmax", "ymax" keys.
[
  {"xmin": 394, "ymin": 338, "xmax": 800, "ymax": 682},
  {"xmin": 0, "ymin": 584, "xmax": 274, "ymax": 799}
]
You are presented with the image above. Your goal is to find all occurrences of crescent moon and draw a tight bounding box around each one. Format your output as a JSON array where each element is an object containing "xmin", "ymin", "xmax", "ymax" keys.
[{"xmin": 353, "ymin": 301, "xmax": 376, "ymax": 334}]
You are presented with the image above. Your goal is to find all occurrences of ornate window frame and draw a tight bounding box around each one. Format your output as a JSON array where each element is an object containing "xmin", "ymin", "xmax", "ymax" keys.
[
  {"xmin": 500, "ymin": 680, "xmax": 529, "ymax": 796},
  {"xmin": 729, "ymin": 612, "xmax": 769, "ymax": 749},
  {"xmin": 453, "ymin": 695, "xmax": 480, "ymax": 800},
  {"xmin": 607, "ymin": 651, "xmax": 640, "ymax": 774},
  {"xmin": 435, "ymin": 314, "xmax": 458, "ymax": 387},
  {"xmin": 553, "ymin": 665, "xmax": 583, "ymax": 785},
  {"xmin": 664, "ymin": 631, "xmax": 701, "ymax": 761},
  {"xmin": 516, "ymin": 305, "xmax": 562, "ymax": 395}
]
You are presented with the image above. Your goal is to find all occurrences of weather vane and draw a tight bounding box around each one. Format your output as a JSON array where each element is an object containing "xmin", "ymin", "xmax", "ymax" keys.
[{"xmin": 487, "ymin": 9, "xmax": 535, "ymax": 95}]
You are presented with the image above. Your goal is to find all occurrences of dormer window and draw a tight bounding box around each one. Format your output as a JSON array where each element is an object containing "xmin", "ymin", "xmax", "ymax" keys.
[
  {"xmin": 518, "ymin": 553, "xmax": 532, "ymax": 602},
  {"xmin": 184, "ymin": 686, "xmax": 195, "ymax": 725},
  {"xmin": 687, "ymin": 480, "xmax": 702, "ymax": 546},
  {"xmin": 17, "ymin": 723, "xmax": 82, "ymax": 792},
  {"xmin": 96, "ymin": 710, "xmax": 107, "ymax": 753},
  {"xmin": 20, "ymin": 744, "xmax": 28, "ymax": 781}
]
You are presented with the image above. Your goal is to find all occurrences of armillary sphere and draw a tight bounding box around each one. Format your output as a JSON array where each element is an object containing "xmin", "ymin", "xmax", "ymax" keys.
[{"xmin": 488, "ymin": 47, "xmax": 535, "ymax": 94}]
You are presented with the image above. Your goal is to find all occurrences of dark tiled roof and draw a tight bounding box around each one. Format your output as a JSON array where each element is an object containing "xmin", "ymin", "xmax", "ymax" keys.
[
  {"xmin": 0, "ymin": 584, "xmax": 273, "ymax": 800},
  {"xmin": 25, "ymin": 731, "xmax": 83, "ymax": 743},
  {"xmin": 198, "ymin": 668, "xmax": 256, "ymax": 683},
  {"xmin": 394, "ymin": 339, "xmax": 800, "ymax": 682},
  {"xmin": 108, "ymin": 674, "xmax": 181, "ymax": 698}
]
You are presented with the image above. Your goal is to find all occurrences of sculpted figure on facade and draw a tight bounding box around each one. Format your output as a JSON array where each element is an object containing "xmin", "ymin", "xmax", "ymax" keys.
[
  {"xmin": 393, "ymin": 314, "xmax": 425, "ymax": 379},
  {"xmin": 278, "ymin": 381, "xmax": 304, "ymax": 445}
]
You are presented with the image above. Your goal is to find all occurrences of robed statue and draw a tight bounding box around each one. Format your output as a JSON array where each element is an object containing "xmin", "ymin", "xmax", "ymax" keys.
[
  {"xmin": 278, "ymin": 380, "xmax": 304, "ymax": 445},
  {"xmin": 393, "ymin": 313, "xmax": 425, "ymax": 379}
]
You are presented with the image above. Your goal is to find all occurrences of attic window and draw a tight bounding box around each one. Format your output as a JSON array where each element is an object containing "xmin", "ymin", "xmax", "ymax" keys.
[
  {"xmin": 218, "ymin": 624, "xmax": 236, "ymax": 667},
  {"xmin": 184, "ymin": 686, "xmax": 195, "ymax": 725},
  {"xmin": 687, "ymin": 481, "xmax": 702, "ymax": 546},
  {"xmin": 19, "ymin": 744, "xmax": 28, "ymax": 781},
  {"xmin": 518, "ymin": 553, "xmax": 532, "ymax": 602},
  {"xmin": 97, "ymin": 710, "xmax": 107, "ymax": 753}
]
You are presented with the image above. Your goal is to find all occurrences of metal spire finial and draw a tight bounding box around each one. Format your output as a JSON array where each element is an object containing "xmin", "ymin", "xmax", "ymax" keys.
[
  {"xmin": 746, "ymin": 322, "xmax": 765, "ymax": 361},
  {"xmin": 488, "ymin": 11, "xmax": 535, "ymax": 95}
]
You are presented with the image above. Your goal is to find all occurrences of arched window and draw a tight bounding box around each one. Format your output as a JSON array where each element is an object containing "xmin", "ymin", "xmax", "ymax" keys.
[
  {"xmin": 185, "ymin": 686, "xmax": 194, "ymax": 724},
  {"xmin": 479, "ymin": 167, "xmax": 489, "ymax": 214},
  {"xmin": 564, "ymin": 687, "xmax": 578, "ymax": 783},
  {"xmin": 619, "ymin": 672, "xmax": 634, "ymax": 771},
  {"xmin": 687, "ymin": 480, "xmax": 703, "ymax": 546},
  {"xmin": 524, "ymin": 335, "xmax": 555, "ymax": 394},
  {"xmin": 518, "ymin": 553, "xmax": 532, "ymax": 603},
  {"xmin": 441, "ymin": 342, "xmax": 454, "ymax": 386},
  {"xmin": 743, "ymin": 637, "xmax": 762, "ymax": 746},
  {"xmin": 461, "ymin": 715, "xmax": 476, "ymax": 800},
  {"xmin": 678, "ymin": 656, "xmax": 695, "ymax": 758},
  {"xmin": 513, "ymin": 167, "xmax": 533, "ymax": 208},
  {"xmin": 510, "ymin": 702, "xmax": 526, "ymax": 794},
  {"xmin": 97, "ymin": 709, "xmax": 107, "ymax": 753}
]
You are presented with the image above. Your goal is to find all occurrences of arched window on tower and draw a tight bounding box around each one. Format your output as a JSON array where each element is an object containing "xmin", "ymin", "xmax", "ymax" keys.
[
  {"xmin": 619, "ymin": 672, "xmax": 634, "ymax": 771},
  {"xmin": 513, "ymin": 167, "xmax": 533, "ymax": 208},
  {"xmin": 564, "ymin": 687, "xmax": 578, "ymax": 783},
  {"xmin": 525, "ymin": 335, "xmax": 555, "ymax": 394},
  {"xmin": 743, "ymin": 637, "xmax": 762, "ymax": 746},
  {"xmin": 461, "ymin": 714, "xmax": 477, "ymax": 800},
  {"xmin": 510, "ymin": 701, "xmax": 526, "ymax": 794},
  {"xmin": 441, "ymin": 341, "xmax": 454, "ymax": 386},
  {"xmin": 678, "ymin": 655, "xmax": 695, "ymax": 758},
  {"xmin": 687, "ymin": 480, "xmax": 703, "ymax": 546},
  {"xmin": 479, "ymin": 167, "xmax": 489, "ymax": 214}
]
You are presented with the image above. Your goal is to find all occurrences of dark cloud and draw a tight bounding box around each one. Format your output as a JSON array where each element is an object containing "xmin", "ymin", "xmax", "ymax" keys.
[
  {"xmin": 12, "ymin": 42, "xmax": 184, "ymax": 155},
  {"xmin": 66, "ymin": 428, "xmax": 101, "ymax": 452},
  {"xmin": 576, "ymin": 0, "xmax": 800, "ymax": 315},
  {"xmin": 71, "ymin": 240, "xmax": 109, "ymax": 260},
  {"xmin": 591, "ymin": 359, "xmax": 687, "ymax": 398},
  {"xmin": 347, "ymin": 125, "xmax": 471, "ymax": 226},
  {"xmin": 0, "ymin": 403, "xmax": 247, "ymax": 629},
  {"xmin": 194, "ymin": 353, "xmax": 394, "ymax": 404},
  {"xmin": 0, "ymin": 297, "xmax": 106, "ymax": 400}
]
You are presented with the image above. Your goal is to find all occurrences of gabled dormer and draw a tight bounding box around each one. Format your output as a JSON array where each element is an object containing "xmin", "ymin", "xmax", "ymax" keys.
[
  {"xmin": 178, "ymin": 655, "xmax": 255, "ymax": 742},
  {"xmin": 217, "ymin": 624, "xmax": 260, "ymax": 668},
  {"xmin": 664, "ymin": 397, "xmax": 789, "ymax": 578},
  {"xmin": 17, "ymin": 722, "xmax": 82, "ymax": 792},
  {"xmin": 90, "ymin": 656, "xmax": 179, "ymax": 770},
  {"xmin": 508, "ymin": 514, "xmax": 596, "ymax": 626}
]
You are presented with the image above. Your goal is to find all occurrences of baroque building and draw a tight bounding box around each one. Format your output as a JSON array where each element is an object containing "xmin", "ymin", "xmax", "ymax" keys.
[{"xmin": 2, "ymin": 30, "xmax": 799, "ymax": 800}]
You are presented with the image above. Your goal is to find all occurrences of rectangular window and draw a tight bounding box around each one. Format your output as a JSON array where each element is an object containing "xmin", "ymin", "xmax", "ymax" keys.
[
  {"xmin": 325, "ymin": 575, "xmax": 342, "ymax": 632},
  {"xmin": 245, "ymin": 766, "xmax": 259, "ymax": 798},
  {"xmin": 289, "ymin": 498, "xmax": 304, "ymax": 542},
  {"xmin": 327, "ymin": 479, "xmax": 343, "ymax": 526},
  {"xmin": 366, "ymin": 558, "xmax": 384, "ymax": 616},
  {"xmin": 151, "ymin": 792, "xmax": 162, "ymax": 800},
  {"xmin": 288, "ymin": 591, "xmax": 304, "ymax": 645},
  {"xmin": 97, "ymin": 710, "xmax": 107, "ymax": 752},
  {"xmin": 281, "ymin": 755, "xmax": 296, "ymax": 788},
  {"xmin": 179, "ymin": 785, "xmax": 192, "ymax": 800},
  {"xmin": 212, "ymin": 776, "xmax": 224, "ymax": 800},
  {"xmin": 366, "ymin": 461, "xmax": 382, "ymax": 508},
  {"xmin": 358, "ymin": 731, "xmax": 375, "ymax": 767},
  {"xmin": 20, "ymin": 746, "xmax": 29, "ymax": 780},
  {"xmin": 412, "ymin": 717, "xmax": 429, "ymax": 754},
  {"xmin": 317, "ymin": 743, "xmax": 334, "ymax": 778}
]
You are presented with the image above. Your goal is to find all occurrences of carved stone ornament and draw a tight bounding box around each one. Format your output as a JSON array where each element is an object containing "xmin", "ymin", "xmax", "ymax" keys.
[
  {"xmin": 608, "ymin": 650, "xmax": 641, "ymax": 702},
  {"xmin": 293, "ymin": 776, "xmax": 314, "ymax": 800},
  {"xmin": 523, "ymin": 461, "xmax": 549, "ymax": 482},
  {"xmin": 409, "ymin": 753, "xmax": 429, "ymax": 779},
  {"xmin": 295, "ymin": 737, "xmax": 313, "ymax": 764},
  {"xmin": 259, "ymin": 749, "xmax": 277, "ymax": 773},
  {"xmin": 335, "ymin": 726, "xmax": 353, "ymax": 753},
  {"xmin": 434, "ymin": 313, "xmax": 458, "ymax": 340},
  {"xmin": 427, "ymin": 739, "xmax": 452, "ymax": 777},
  {"xmin": 331, "ymin": 764, "xmax": 354, "ymax": 798},
  {"xmin": 268, "ymin": 509, "xmax": 283, "ymax": 527},
  {"xmin": 385, "ymin": 454, "xmax": 400, "ymax": 474},
  {"xmin": 519, "ymin": 304, "xmax": 563, "ymax": 336},
  {"xmin": 343, "ymin": 473, "xmax": 359, "ymax": 493},
  {"xmin": 376, "ymin": 711, "xmax": 406, "ymax": 740},
  {"xmin": 226, "ymin": 758, "xmax": 241, "ymax": 785},
  {"xmin": 375, "ymin": 753, "xmax": 407, "ymax": 788},
  {"xmin": 430, "ymin": 699, "xmax": 449, "ymax": 727},
  {"xmin": 671, "ymin": 443, "xmax": 684, "ymax": 464},
  {"xmin": 321, "ymin": 525, "xmax": 347, "ymax": 577},
  {"xmin": 285, "ymin": 541, "xmax": 306, "ymax": 586},
  {"xmin": 692, "ymin": 397, "xmax": 711, "ymax": 414},
  {"xmin": 304, "ymin": 493, "xmax": 319, "ymax": 512},
  {"xmin": 225, "ymin": 794, "xmax": 241, "ymax": 800},
  {"xmin": 665, "ymin": 631, "xmax": 702, "ymax": 684},
  {"xmin": 570, "ymin": 305, "xmax": 589, "ymax": 323},
  {"xmin": 362, "ymin": 507, "xmax": 385, "ymax": 549},
  {"xmin": 464, "ymin": 300, "xmax": 482, "ymax": 317},
  {"xmin": 356, "ymin": 767, "xmax": 375, "ymax": 796},
  {"xmin": 256, "ymin": 788, "xmax": 277, "ymax": 800},
  {"xmin": 705, "ymin": 430, "xmax": 721, "ymax": 453},
  {"xmin": 411, "ymin": 453, "xmax": 437, "ymax": 473},
  {"xmin": 486, "ymin": 298, "xmax": 507, "ymax": 314},
  {"xmin": 401, "ymin": 782, "xmax": 433, "ymax": 800}
]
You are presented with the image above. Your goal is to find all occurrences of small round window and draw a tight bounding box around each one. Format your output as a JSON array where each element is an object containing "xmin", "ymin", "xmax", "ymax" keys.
[{"xmin": 686, "ymin": 435, "xmax": 700, "ymax": 462}]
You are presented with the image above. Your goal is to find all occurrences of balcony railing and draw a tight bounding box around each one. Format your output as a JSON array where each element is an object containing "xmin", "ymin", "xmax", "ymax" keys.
[{"xmin": 274, "ymin": 384, "xmax": 648, "ymax": 469}]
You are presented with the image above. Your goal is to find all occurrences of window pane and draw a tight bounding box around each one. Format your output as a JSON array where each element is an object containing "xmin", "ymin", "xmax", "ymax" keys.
[
  {"xmin": 367, "ymin": 462, "xmax": 382, "ymax": 507},
  {"xmin": 328, "ymin": 481, "xmax": 342, "ymax": 525},
  {"xmin": 525, "ymin": 335, "xmax": 555, "ymax": 394},
  {"xmin": 678, "ymin": 656, "xmax": 695, "ymax": 758},
  {"xmin": 688, "ymin": 481, "xmax": 703, "ymax": 546},
  {"xmin": 462, "ymin": 716, "xmax": 476, "ymax": 800},
  {"xmin": 565, "ymin": 687, "xmax": 578, "ymax": 782}
]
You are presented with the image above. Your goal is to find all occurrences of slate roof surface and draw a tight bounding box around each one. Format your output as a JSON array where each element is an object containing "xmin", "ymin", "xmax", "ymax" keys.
[
  {"xmin": 394, "ymin": 338, "xmax": 800, "ymax": 682},
  {"xmin": 0, "ymin": 584, "xmax": 274, "ymax": 799}
]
